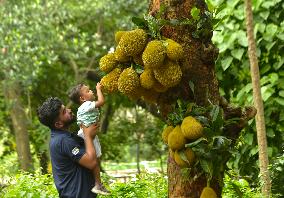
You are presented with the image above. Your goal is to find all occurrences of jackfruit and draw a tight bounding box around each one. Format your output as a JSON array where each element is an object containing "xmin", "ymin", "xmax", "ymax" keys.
[
  {"xmin": 165, "ymin": 39, "xmax": 184, "ymax": 61},
  {"xmin": 174, "ymin": 148, "xmax": 195, "ymax": 167},
  {"xmin": 181, "ymin": 116, "xmax": 203, "ymax": 140},
  {"xmin": 117, "ymin": 29, "xmax": 148, "ymax": 56},
  {"xmin": 133, "ymin": 55, "xmax": 144, "ymax": 66},
  {"xmin": 115, "ymin": 45, "xmax": 131, "ymax": 62},
  {"xmin": 142, "ymin": 40, "xmax": 166, "ymax": 68},
  {"xmin": 162, "ymin": 126, "xmax": 174, "ymax": 144},
  {"xmin": 99, "ymin": 53, "xmax": 117, "ymax": 73},
  {"xmin": 168, "ymin": 125, "xmax": 186, "ymax": 150},
  {"xmin": 140, "ymin": 88, "xmax": 159, "ymax": 104},
  {"xmin": 101, "ymin": 68, "xmax": 122, "ymax": 93},
  {"xmin": 152, "ymin": 80, "xmax": 168, "ymax": 93},
  {"xmin": 118, "ymin": 67, "xmax": 140, "ymax": 95},
  {"xmin": 200, "ymin": 187, "xmax": 217, "ymax": 198},
  {"xmin": 115, "ymin": 31, "xmax": 127, "ymax": 44},
  {"xmin": 140, "ymin": 69, "xmax": 155, "ymax": 89},
  {"xmin": 153, "ymin": 60, "xmax": 182, "ymax": 88}
]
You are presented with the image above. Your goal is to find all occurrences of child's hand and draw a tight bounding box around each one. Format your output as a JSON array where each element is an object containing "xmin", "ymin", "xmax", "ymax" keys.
[{"xmin": 96, "ymin": 82, "xmax": 101, "ymax": 90}]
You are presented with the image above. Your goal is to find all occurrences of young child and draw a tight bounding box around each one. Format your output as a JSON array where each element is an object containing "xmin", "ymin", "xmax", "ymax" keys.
[{"xmin": 68, "ymin": 82, "xmax": 110, "ymax": 195}]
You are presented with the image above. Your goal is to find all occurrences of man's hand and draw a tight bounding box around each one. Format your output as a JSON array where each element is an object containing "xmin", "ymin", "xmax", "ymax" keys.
[{"xmin": 80, "ymin": 123, "xmax": 99, "ymax": 139}]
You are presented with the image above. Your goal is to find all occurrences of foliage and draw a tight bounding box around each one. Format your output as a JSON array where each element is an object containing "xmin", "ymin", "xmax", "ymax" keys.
[
  {"xmin": 269, "ymin": 154, "xmax": 284, "ymax": 196},
  {"xmin": 0, "ymin": 172, "xmax": 58, "ymax": 198},
  {"xmin": 210, "ymin": 0, "xmax": 284, "ymax": 190}
]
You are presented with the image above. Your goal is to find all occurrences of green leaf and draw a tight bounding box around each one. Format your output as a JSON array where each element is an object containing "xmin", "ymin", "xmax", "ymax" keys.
[
  {"xmin": 191, "ymin": 7, "xmax": 200, "ymax": 21},
  {"xmin": 266, "ymin": 128, "xmax": 275, "ymax": 138},
  {"xmin": 200, "ymin": 159, "xmax": 213, "ymax": 177},
  {"xmin": 210, "ymin": 105, "xmax": 220, "ymax": 122},
  {"xmin": 273, "ymin": 57, "xmax": 284, "ymax": 70},
  {"xmin": 188, "ymin": 81, "xmax": 195, "ymax": 95},
  {"xmin": 274, "ymin": 97, "xmax": 284, "ymax": 105},
  {"xmin": 244, "ymin": 133, "xmax": 254, "ymax": 145},
  {"xmin": 221, "ymin": 56, "xmax": 233, "ymax": 71},
  {"xmin": 261, "ymin": 85, "xmax": 275, "ymax": 101},
  {"xmin": 237, "ymin": 30, "xmax": 248, "ymax": 47},
  {"xmin": 132, "ymin": 17, "xmax": 147, "ymax": 28},
  {"xmin": 231, "ymin": 48, "xmax": 244, "ymax": 60},
  {"xmin": 185, "ymin": 137, "xmax": 207, "ymax": 148},
  {"xmin": 279, "ymin": 90, "xmax": 284, "ymax": 97}
]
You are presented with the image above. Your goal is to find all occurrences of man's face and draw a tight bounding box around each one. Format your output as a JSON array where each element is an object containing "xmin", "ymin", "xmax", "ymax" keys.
[{"xmin": 55, "ymin": 105, "xmax": 75, "ymax": 129}]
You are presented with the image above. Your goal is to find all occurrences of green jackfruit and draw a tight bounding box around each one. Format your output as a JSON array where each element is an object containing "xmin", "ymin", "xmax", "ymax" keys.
[
  {"xmin": 99, "ymin": 53, "xmax": 117, "ymax": 73},
  {"xmin": 181, "ymin": 116, "xmax": 203, "ymax": 140},
  {"xmin": 165, "ymin": 39, "xmax": 184, "ymax": 61},
  {"xmin": 168, "ymin": 125, "xmax": 186, "ymax": 151},
  {"xmin": 118, "ymin": 67, "xmax": 140, "ymax": 95},
  {"xmin": 142, "ymin": 40, "xmax": 166, "ymax": 69},
  {"xmin": 153, "ymin": 60, "xmax": 182, "ymax": 88},
  {"xmin": 117, "ymin": 29, "xmax": 148, "ymax": 56},
  {"xmin": 115, "ymin": 45, "xmax": 131, "ymax": 62},
  {"xmin": 140, "ymin": 69, "xmax": 155, "ymax": 89},
  {"xmin": 101, "ymin": 68, "xmax": 122, "ymax": 93},
  {"xmin": 200, "ymin": 187, "xmax": 217, "ymax": 198},
  {"xmin": 174, "ymin": 148, "xmax": 195, "ymax": 167},
  {"xmin": 162, "ymin": 126, "xmax": 174, "ymax": 144}
]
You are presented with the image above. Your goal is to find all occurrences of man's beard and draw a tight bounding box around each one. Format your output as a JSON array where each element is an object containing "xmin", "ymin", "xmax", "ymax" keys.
[{"xmin": 63, "ymin": 115, "xmax": 76, "ymax": 128}]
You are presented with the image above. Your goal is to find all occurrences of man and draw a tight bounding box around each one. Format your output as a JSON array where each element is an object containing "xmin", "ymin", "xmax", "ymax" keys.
[{"xmin": 37, "ymin": 97, "xmax": 98, "ymax": 198}]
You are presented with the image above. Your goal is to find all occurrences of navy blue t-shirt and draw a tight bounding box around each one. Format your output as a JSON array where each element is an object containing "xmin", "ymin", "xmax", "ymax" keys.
[{"xmin": 50, "ymin": 130, "xmax": 96, "ymax": 198}]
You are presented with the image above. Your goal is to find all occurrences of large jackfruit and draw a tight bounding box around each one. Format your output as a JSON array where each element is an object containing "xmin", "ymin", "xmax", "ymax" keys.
[
  {"xmin": 168, "ymin": 125, "xmax": 186, "ymax": 150},
  {"xmin": 115, "ymin": 45, "xmax": 131, "ymax": 62},
  {"xmin": 174, "ymin": 148, "xmax": 195, "ymax": 167},
  {"xmin": 165, "ymin": 39, "xmax": 184, "ymax": 61},
  {"xmin": 142, "ymin": 40, "xmax": 166, "ymax": 68},
  {"xmin": 200, "ymin": 187, "xmax": 217, "ymax": 198},
  {"xmin": 162, "ymin": 125, "xmax": 174, "ymax": 144},
  {"xmin": 115, "ymin": 31, "xmax": 127, "ymax": 44},
  {"xmin": 181, "ymin": 116, "xmax": 203, "ymax": 140},
  {"xmin": 99, "ymin": 53, "xmax": 117, "ymax": 73},
  {"xmin": 101, "ymin": 68, "xmax": 122, "ymax": 93},
  {"xmin": 152, "ymin": 80, "xmax": 168, "ymax": 93},
  {"xmin": 118, "ymin": 67, "xmax": 140, "ymax": 95},
  {"xmin": 153, "ymin": 60, "xmax": 182, "ymax": 88},
  {"xmin": 117, "ymin": 29, "xmax": 148, "ymax": 56},
  {"xmin": 140, "ymin": 69, "xmax": 155, "ymax": 89}
]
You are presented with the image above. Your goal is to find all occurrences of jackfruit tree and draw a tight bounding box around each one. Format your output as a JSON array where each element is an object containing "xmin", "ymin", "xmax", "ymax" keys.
[{"xmin": 98, "ymin": 0, "xmax": 257, "ymax": 197}]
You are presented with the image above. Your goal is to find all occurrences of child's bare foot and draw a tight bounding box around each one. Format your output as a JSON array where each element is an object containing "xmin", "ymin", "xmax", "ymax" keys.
[{"xmin": 91, "ymin": 184, "xmax": 111, "ymax": 195}]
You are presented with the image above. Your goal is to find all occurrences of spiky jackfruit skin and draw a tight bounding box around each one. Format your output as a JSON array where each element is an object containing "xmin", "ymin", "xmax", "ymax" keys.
[
  {"xmin": 133, "ymin": 55, "xmax": 144, "ymax": 66},
  {"xmin": 115, "ymin": 31, "xmax": 127, "ymax": 44},
  {"xmin": 152, "ymin": 80, "xmax": 168, "ymax": 93},
  {"xmin": 117, "ymin": 29, "xmax": 148, "ymax": 56},
  {"xmin": 118, "ymin": 67, "xmax": 140, "ymax": 95},
  {"xmin": 153, "ymin": 60, "xmax": 182, "ymax": 88},
  {"xmin": 162, "ymin": 126, "xmax": 174, "ymax": 144},
  {"xmin": 99, "ymin": 53, "xmax": 117, "ymax": 73},
  {"xmin": 101, "ymin": 68, "xmax": 122, "ymax": 93},
  {"xmin": 168, "ymin": 125, "xmax": 186, "ymax": 151},
  {"xmin": 174, "ymin": 148, "xmax": 195, "ymax": 167},
  {"xmin": 165, "ymin": 39, "xmax": 184, "ymax": 61},
  {"xmin": 142, "ymin": 40, "xmax": 166, "ymax": 68},
  {"xmin": 200, "ymin": 187, "xmax": 217, "ymax": 198},
  {"xmin": 140, "ymin": 69, "xmax": 155, "ymax": 89},
  {"xmin": 181, "ymin": 116, "xmax": 203, "ymax": 140},
  {"xmin": 115, "ymin": 45, "xmax": 131, "ymax": 62}
]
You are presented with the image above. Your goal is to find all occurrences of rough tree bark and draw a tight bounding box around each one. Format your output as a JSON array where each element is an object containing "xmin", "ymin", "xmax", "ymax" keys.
[
  {"xmin": 3, "ymin": 81, "xmax": 33, "ymax": 171},
  {"xmin": 148, "ymin": 0, "xmax": 256, "ymax": 197},
  {"xmin": 244, "ymin": 0, "xmax": 271, "ymax": 196}
]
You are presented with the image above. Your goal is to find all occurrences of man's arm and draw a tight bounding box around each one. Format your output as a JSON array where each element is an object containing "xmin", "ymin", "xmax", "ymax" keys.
[
  {"xmin": 78, "ymin": 123, "xmax": 98, "ymax": 170},
  {"xmin": 95, "ymin": 82, "xmax": 104, "ymax": 108}
]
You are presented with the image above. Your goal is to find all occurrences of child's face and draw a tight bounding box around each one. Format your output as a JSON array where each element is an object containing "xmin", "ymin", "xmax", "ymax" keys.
[{"xmin": 80, "ymin": 85, "xmax": 95, "ymax": 102}]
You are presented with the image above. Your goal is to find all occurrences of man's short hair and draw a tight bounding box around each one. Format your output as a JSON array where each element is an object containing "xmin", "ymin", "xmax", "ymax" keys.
[
  {"xmin": 68, "ymin": 84, "xmax": 83, "ymax": 105},
  {"xmin": 37, "ymin": 97, "xmax": 62, "ymax": 130}
]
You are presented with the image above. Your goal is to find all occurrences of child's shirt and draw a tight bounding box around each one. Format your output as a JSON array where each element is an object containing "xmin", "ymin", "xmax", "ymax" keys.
[{"xmin": 77, "ymin": 101, "xmax": 100, "ymax": 127}]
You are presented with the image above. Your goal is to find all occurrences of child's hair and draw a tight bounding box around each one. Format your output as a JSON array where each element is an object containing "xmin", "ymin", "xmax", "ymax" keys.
[{"xmin": 68, "ymin": 84, "xmax": 84, "ymax": 105}]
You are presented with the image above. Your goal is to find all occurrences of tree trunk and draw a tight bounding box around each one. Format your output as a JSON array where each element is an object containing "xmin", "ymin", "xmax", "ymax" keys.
[
  {"xmin": 3, "ymin": 81, "xmax": 33, "ymax": 171},
  {"xmin": 244, "ymin": 0, "xmax": 271, "ymax": 196}
]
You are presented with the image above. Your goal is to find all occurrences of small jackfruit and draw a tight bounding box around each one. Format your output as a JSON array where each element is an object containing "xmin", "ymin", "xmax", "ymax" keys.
[
  {"xmin": 118, "ymin": 67, "xmax": 140, "ymax": 95},
  {"xmin": 168, "ymin": 125, "xmax": 186, "ymax": 151},
  {"xmin": 181, "ymin": 116, "xmax": 203, "ymax": 140},
  {"xmin": 200, "ymin": 187, "xmax": 217, "ymax": 198},
  {"xmin": 165, "ymin": 39, "xmax": 184, "ymax": 61},
  {"xmin": 101, "ymin": 68, "xmax": 122, "ymax": 93},
  {"xmin": 99, "ymin": 53, "xmax": 117, "ymax": 73},
  {"xmin": 142, "ymin": 40, "xmax": 166, "ymax": 68},
  {"xmin": 117, "ymin": 29, "xmax": 148, "ymax": 56},
  {"xmin": 115, "ymin": 45, "xmax": 131, "ymax": 62},
  {"xmin": 140, "ymin": 69, "xmax": 155, "ymax": 89},
  {"xmin": 174, "ymin": 148, "xmax": 195, "ymax": 167},
  {"xmin": 153, "ymin": 60, "xmax": 182, "ymax": 88},
  {"xmin": 162, "ymin": 126, "xmax": 174, "ymax": 144},
  {"xmin": 115, "ymin": 31, "xmax": 127, "ymax": 44}
]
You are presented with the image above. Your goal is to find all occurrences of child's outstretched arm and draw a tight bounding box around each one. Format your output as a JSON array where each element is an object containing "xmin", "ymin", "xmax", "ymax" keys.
[{"xmin": 95, "ymin": 82, "xmax": 105, "ymax": 108}]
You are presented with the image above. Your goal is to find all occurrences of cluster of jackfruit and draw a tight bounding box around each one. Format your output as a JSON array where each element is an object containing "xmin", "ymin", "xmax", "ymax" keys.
[
  {"xmin": 161, "ymin": 116, "xmax": 203, "ymax": 167},
  {"xmin": 98, "ymin": 28, "xmax": 185, "ymax": 102}
]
